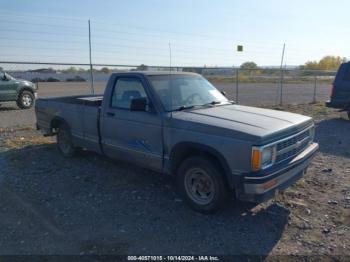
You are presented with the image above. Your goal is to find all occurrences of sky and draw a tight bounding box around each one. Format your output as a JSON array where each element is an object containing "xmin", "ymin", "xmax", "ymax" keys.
[{"xmin": 0, "ymin": 0, "xmax": 349, "ymax": 68}]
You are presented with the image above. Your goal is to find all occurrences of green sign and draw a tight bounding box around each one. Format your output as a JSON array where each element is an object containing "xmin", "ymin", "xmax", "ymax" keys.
[{"xmin": 237, "ymin": 45, "xmax": 243, "ymax": 52}]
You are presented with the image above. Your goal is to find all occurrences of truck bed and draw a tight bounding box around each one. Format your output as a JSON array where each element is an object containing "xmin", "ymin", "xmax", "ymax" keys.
[
  {"xmin": 42, "ymin": 94, "xmax": 103, "ymax": 107},
  {"xmin": 36, "ymin": 94, "xmax": 104, "ymax": 153}
]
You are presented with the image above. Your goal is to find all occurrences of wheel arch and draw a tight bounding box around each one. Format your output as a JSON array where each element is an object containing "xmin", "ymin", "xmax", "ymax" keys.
[
  {"xmin": 50, "ymin": 116, "xmax": 69, "ymax": 133},
  {"xmin": 169, "ymin": 142, "xmax": 234, "ymax": 188},
  {"xmin": 17, "ymin": 87, "xmax": 35, "ymax": 98}
]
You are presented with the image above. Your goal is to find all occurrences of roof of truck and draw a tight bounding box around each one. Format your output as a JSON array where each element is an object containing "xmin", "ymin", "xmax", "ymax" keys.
[{"xmin": 115, "ymin": 71, "xmax": 199, "ymax": 76}]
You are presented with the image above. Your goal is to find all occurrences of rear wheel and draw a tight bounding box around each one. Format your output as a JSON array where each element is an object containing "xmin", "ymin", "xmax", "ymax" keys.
[
  {"xmin": 17, "ymin": 90, "xmax": 34, "ymax": 109},
  {"xmin": 177, "ymin": 156, "xmax": 228, "ymax": 214},
  {"xmin": 57, "ymin": 123, "xmax": 76, "ymax": 157}
]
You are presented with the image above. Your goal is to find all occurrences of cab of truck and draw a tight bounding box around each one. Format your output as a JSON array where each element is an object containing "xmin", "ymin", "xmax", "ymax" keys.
[{"xmin": 326, "ymin": 62, "xmax": 350, "ymax": 119}]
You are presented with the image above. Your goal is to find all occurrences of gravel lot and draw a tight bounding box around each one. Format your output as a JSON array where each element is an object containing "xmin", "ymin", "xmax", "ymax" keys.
[{"xmin": 0, "ymin": 81, "xmax": 349, "ymax": 257}]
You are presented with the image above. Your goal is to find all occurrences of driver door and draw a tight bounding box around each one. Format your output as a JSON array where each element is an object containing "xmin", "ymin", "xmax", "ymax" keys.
[{"xmin": 101, "ymin": 76, "xmax": 163, "ymax": 171}]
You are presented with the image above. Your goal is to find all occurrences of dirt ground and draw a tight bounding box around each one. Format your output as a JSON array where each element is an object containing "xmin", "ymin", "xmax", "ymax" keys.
[{"xmin": 0, "ymin": 103, "xmax": 349, "ymax": 258}]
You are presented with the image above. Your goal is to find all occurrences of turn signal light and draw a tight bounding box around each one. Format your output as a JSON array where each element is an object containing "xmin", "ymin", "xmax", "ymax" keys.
[{"xmin": 251, "ymin": 148, "xmax": 261, "ymax": 171}]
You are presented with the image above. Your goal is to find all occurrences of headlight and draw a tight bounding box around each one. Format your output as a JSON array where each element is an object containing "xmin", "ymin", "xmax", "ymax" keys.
[
  {"xmin": 309, "ymin": 126, "xmax": 315, "ymax": 142},
  {"xmin": 262, "ymin": 147, "xmax": 273, "ymax": 165},
  {"xmin": 252, "ymin": 145, "xmax": 276, "ymax": 171}
]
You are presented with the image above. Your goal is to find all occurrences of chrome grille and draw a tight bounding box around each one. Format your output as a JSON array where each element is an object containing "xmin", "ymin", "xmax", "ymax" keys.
[
  {"xmin": 276, "ymin": 130, "xmax": 310, "ymax": 151},
  {"xmin": 275, "ymin": 128, "xmax": 312, "ymax": 163}
]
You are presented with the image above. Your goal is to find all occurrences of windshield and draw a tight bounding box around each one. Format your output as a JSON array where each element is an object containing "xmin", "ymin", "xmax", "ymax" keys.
[
  {"xmin": 148, "ymin": 74, "xmax": 229, "ymax": 111},
  {"xmin": 5, "ymin": 72, "xmax": 12, "ymax": 79}
]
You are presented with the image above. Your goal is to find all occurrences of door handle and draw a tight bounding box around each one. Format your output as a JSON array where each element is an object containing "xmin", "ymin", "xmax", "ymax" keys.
[{"xmin": 106, "ymin": 112, "xmax": 115, "ymax": 117}]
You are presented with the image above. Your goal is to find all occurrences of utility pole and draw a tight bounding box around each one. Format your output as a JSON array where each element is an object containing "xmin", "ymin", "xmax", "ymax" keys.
[
  {"xmin": 235, "ymin": 44, "xmax": 243, "ymax": 104},
  {"xmin": 88, "ymin": 19, "xmax": 94, "ymax": 94},
  {"xmin": 168, "ymin": 42, "xmax": 172, "ymax": 72},
  {"xmin": 236, "ymin": 68, "xmax": 239, "ymax": 103},
  {"xmin": 279, "ymin": 43, "xmax": 286, "ymax": 105},
  {"xmin": 313, "ymin": 75, "xmax": 317, "ymax": 103}
]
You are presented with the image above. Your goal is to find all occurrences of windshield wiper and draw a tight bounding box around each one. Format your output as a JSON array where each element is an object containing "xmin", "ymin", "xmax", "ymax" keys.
[
  {"xmin": 202, "ymin": 101, "xmax": 223, "ymax": 107},
  {"xmin": 209, "ymin": 101, "xmax": 222, "ymax": 105},
  {"xmin": 204, "ymin": 100, "xmax": 236, "ymax": 106},
  {"xmin": 173, "ymin": 100, "xmax": 232, "ymax": 111},
  {"xmin": 173, "ymin": 105, "xmax": 196, "ymax": 111}
]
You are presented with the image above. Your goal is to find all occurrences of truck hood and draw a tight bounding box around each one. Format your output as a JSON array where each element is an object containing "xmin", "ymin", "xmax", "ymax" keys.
[{"xmin": 170, "ymin": 104, "xmax": 313, "ymax": 144}]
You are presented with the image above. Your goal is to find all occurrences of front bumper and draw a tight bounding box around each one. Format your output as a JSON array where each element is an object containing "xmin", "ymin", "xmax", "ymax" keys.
[{"xmin": 236, "ymin": 142, "xmax": 319, "ymax": 202}]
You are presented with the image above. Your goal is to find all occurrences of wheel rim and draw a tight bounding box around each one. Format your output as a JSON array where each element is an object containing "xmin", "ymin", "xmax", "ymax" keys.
[
  {"xmin": 184, "ymin": 167, "xmax": 215, "ymax": 205},
  {"xmin": 22, "ymin": 94, "xmax": 33, "ymax": 107},
  {"xmin": 58, "ymin": 128, "xmax": 71, "ymax": 154}
]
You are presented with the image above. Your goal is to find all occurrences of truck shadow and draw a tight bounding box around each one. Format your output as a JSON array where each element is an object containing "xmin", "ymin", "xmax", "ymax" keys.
[
  {"xmin": 315, "ymin": 117, "xmax": 349, "ymax": 158},
  {"xmin": 0, "ymin": 144, "xmax": 289, "ymax": 256}
]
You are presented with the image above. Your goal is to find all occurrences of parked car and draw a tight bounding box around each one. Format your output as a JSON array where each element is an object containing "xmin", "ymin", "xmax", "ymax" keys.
[
  {"xmin": 326, "ymin": 62, "xmax": 350, "ymax": 119},
  {"xmin": 35, "ymin": 72, "xmax": 319, "ymax": 213},
  {"xmin": 0, "ymin": 71, "xmax": 38, "ymax": 109},
  {"xmin": 66, "ymin": 76, "xmax": 86, "ymax": 82}
]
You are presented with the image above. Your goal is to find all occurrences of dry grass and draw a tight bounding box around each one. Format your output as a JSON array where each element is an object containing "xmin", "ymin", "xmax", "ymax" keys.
[
  {"xmin": 208, "ymin": 76, "xmax": 333, "ymax": 85},
  {"xmin": 0, "ymin": 126, "xmax": 35, "ymax": 134},
  {"xmin": 265, "ymin": 102, "xmax": 342, "ymax": 121},
  {"xmin": 267, "ymin": 102, "xmax": 331, "ymax": 115},
  {"xmin": 3, "ymin": 135, "xmax": 54, "ymax": 149}
]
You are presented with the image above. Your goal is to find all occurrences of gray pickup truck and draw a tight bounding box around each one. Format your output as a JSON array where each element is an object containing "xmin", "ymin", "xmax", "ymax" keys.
[
  {"xmin": 36, "ymin": 72, "xmax": 319, "ymax": 213},
  {"xmin": 0, "ymin": 71, "xmax": 38, "ymax": 109}
]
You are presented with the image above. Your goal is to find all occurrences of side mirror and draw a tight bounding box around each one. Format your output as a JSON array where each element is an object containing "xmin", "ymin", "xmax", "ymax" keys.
[
  {"xmin": 221, "ymin": 91, "xmax": 227, "ymax": 97},
  {"xmin": 130, "ymin": 97, "xmax": 147, "ymax": 111}
]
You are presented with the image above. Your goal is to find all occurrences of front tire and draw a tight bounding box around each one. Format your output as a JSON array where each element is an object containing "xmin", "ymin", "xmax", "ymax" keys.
[
  {"xmin": 177, "ymin": 156, "xmax": 228, "ymax": 214},
  {"xmin": 347, "ymin": 110, "xmax": 350, "ymax": 120},
  {"xmin": 17, "ymin": 90, "xmax": 35, "ymax": 109},
  {"xmin": 57, "ymin": 123, "xmax": 76, "ymax": 157}
]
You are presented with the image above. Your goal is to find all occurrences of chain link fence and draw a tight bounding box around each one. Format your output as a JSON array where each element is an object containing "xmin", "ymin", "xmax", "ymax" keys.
[{"xmin": 0, "ymin": 61, "xmax": 335, "ymax": 106}]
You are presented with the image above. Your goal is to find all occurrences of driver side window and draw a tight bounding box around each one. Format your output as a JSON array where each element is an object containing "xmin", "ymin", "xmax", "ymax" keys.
[{"xmin": 111, "ymin": 77, "xmax": 148, "ymax": 110}]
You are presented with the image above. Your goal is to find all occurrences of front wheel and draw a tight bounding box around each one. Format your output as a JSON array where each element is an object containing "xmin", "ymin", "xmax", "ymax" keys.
[
  {"xmin": 57, "ymin": 123, "xmax": 76, "ymax": 157},
  {"xmin": 347, "ymin": 110, "xmax": 350, "ymax": 120},
  {"xmin": 17, "ymin": 90, "xmax": 35, "ymax": 109},
  {"xmin": 177, "ymin": 156, "xmax": 228, "ymax": 214}
]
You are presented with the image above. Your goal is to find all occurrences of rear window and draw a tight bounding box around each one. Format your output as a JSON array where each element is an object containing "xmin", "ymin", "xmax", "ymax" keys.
[{"xmin": 343, "ymin": 64, "xmax": 350, "ymax": 81}]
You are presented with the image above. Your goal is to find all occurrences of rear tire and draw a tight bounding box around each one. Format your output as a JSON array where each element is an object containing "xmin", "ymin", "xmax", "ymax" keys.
[
  {"xmin": 57, "ymin": 123, "xmax": 76, "ymax": 157},
  {"xmin": 17, "ymin": 90, "xmax": 34, "ymax": 109},
  {"xmin": 177, "ymin": 156, "xmax": 228, "ymax": 214}
]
